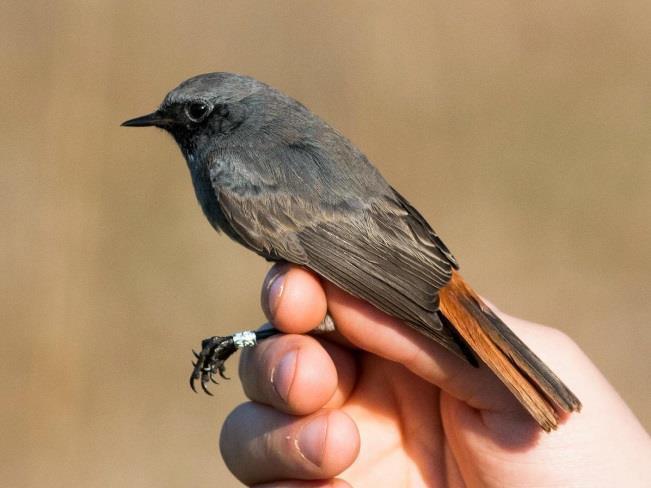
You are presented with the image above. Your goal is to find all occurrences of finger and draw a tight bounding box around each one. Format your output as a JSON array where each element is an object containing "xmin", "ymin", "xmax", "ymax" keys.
[
  {"xmin": 220, "ymin": 403, "xmax": 360, "ymax": 486},
  {"xmin": 261, "ymin": 264, "xmax": 327, "ymax": 334},
  {"xmin": 324, "ymin": 283, "xmax": 520, "ymax": 412},
  {"xmin": 239, "ymin": 333, "xmax": 357, "ymax": 415}
]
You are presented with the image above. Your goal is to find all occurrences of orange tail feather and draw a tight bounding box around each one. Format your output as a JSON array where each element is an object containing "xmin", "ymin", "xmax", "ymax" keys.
[{"xmin": 439, "ymin": 271, "xmax": 581, "ymax": 431}]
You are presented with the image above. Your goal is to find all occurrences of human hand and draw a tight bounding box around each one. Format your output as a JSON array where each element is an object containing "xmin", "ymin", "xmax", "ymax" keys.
[{"xmin": 219, "ymin": 264, "xmax": 651, "ymax": 487}]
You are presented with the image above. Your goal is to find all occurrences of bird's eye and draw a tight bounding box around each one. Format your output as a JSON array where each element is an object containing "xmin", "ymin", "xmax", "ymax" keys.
[{"xmin": 185, "ymin": 102, "xmax": 211, "ymax": 122}]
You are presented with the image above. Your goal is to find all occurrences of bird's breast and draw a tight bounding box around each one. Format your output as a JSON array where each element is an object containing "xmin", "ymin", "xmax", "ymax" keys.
[{"xmin": 185, "ymin": 153, "xmax": 251, "ymax": 247}]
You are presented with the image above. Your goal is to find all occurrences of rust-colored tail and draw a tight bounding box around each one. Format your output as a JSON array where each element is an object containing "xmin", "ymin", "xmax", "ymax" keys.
[{"xmin": 439, "ymin": 271, "xmax": 581, "ymax": 431}]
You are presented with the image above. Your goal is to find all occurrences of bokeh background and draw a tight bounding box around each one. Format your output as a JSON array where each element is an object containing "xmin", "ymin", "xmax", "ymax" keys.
[{"xmin": 2, "ymin": 1, "xmax": 650, "ymax": 486}]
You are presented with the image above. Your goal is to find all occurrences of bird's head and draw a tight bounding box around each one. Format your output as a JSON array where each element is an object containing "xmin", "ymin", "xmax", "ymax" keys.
[{"xmin": 122, "ymin": 72, "xmax": 303, "ymax": 157}]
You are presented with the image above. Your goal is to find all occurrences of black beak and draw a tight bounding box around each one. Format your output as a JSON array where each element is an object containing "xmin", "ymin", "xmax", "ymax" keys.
[{"xmin": 121, "ymin": 110, "xmax": 170, "ymax": 128}]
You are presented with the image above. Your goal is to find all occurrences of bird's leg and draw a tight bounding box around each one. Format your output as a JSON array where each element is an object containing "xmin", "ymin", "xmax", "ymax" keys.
[{"xmin": 190, "ymin": 328, "xmax": 281, "ymax": 394}]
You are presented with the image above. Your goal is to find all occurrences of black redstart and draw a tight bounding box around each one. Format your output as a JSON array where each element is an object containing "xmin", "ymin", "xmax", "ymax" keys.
[{"xmin": 123, "ymin": 72, "xmax": 580, "ymax": 431}]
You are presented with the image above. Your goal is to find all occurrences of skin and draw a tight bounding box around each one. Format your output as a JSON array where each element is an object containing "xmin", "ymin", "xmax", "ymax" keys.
[{"xmin": 219, "ymin": 264, "xmax": 651, "ymax": 487}]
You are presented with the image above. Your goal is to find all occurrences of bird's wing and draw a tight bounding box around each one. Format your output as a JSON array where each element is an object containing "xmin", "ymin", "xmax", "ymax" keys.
[{"xmin": 210, "ymin": 161, "xmax": 466, "ymax": 356}]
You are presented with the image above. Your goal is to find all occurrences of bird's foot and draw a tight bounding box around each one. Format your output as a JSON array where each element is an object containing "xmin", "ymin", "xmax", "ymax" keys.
[
  {"xmin": 189, "ymin": 329, "xmax": 280, "ymax": 395},
  {"xmin": 190, "ymin": 335, "xmax": 237, "ymax": 394}
]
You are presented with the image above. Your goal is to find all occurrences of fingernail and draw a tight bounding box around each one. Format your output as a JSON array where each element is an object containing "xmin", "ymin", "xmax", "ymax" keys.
[
  {"xmin": 271, "ymin": 349, "xmax": 297, "ymax": 403},
  {"xmin": 262, "ymin": 266, "xmax": 287, "ymax": 319},
  {"xmin": 297, "ymin": 414, "xmax": 328, "ymax": 467}
]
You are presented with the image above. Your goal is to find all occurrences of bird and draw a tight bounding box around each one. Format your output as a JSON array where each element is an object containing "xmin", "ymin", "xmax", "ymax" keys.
[{"xmin": 122, "ymin": 72, "xmax": 581, "ymax": 431}]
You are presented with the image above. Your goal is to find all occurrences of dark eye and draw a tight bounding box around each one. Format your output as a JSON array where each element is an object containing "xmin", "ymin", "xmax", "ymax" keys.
[{"xmin": 185, "ymin": 102, "xmax": 211, "ymax": 122}]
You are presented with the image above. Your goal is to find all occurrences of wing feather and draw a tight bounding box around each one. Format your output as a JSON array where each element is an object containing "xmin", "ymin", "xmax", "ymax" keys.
[{"xmin": 210, "ymin": 158, "xmax": 467, "ymax": 357}]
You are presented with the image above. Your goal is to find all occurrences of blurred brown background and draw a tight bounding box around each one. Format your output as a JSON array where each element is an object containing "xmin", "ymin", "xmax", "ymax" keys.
[{"xmin": 2, "ymin": 1, "xmax": 650, "ymax": 486}]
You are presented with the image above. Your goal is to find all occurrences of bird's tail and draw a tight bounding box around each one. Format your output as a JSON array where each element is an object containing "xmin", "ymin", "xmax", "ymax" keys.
[{"xmin": 438, "ymin": 271, "xmax": 581, "ymax": 431}]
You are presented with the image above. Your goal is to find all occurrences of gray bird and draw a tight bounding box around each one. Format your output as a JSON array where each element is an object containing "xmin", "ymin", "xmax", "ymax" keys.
[{"xmin": 122, "ymin": 72, "xmax": 580, "ymax": 431}]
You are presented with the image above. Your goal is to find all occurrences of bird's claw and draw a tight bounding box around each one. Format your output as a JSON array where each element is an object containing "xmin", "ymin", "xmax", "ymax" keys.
[{"xmin": 189, "ymin": 336, "xmax": 237, "ymax": 395}]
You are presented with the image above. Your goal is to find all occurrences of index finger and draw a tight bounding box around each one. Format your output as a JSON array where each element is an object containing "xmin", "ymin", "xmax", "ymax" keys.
[{"xmin": 261, "ymin": 263, "xmax": 328, "ymax": 334}]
